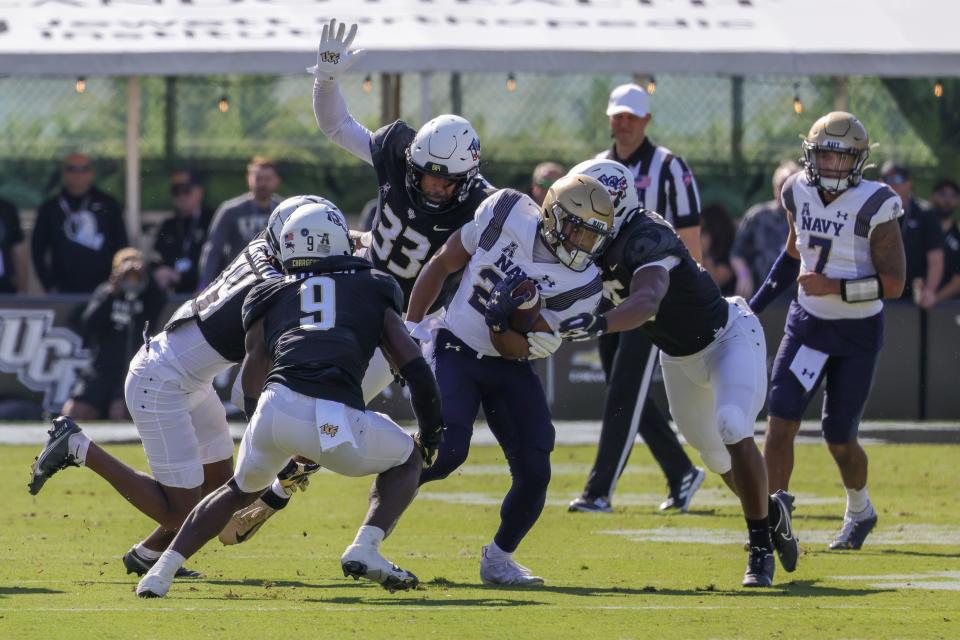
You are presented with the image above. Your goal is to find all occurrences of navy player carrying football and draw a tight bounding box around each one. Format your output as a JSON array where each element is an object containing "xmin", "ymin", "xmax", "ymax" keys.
[
  {"xmin": 136, "ymin": 200, "xmax": 443, "ymax": 598},
  {"xmin": 749, "ymin": 112, "xmax": 906, "ymax": 552},
  {"xmin": 407, "ymin": 175, "xmax": 611, "ymax": 585},
  {"xmin": 558, "ymin": 165, "xmax": 791, "ymax": 587},
  {"xmin": 27, "ymin": 196, "xmax": 329, "ymax": 578}
]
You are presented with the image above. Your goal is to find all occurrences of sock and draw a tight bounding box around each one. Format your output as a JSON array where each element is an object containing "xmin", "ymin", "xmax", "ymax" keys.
[
  {"xmin": 151, "ymin": 550, "xmax": 186, "ymax": 581},
  {"xmin": 68, "ymin": 432, "xmax": 91, "ymax": 466},
  {"xmin": 485, "ymin": 540, "xmax": 511, "ymax": 561},
  {"xmin": 134, "ymin": 542, "xmax": 162, "ymax": 561},
  {"xmin": 746, "ymin": 518, "xmax": 773, "ymax": 552},
  {"xmin": 352, "ymin": 525, "xmax": 385, "ymax": 549},
  {"xmin": 260, "ymin": 487, "xmax": 289, "ymax": 511},
  {"xmin": 270, "ymin": 479, "xmax": 293, "ymax": 501},
  {"xmin": 845, "ymin": 487, "xmax": 871, "ymax": 516}
]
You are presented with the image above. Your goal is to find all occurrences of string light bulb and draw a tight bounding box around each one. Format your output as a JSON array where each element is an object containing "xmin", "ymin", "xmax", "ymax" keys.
[
  {"xmin": 217, "ymin": 94, "xmax": 230, "ymax": 113},
  {"xmin": 934, "ymin": 80, "xmax": 944, "ymax": 98},
  {"xmin": 362, "ymin": 74, "xmax": 373, "ymax": 94},
  {"xmin": 793, "ymin": 83, "xmax": 803, "ymax": 114},
  {"xmin": 75, "ymin": 77, "xmax": 86, "ymax": 94},
  {"xmin": 506, "ymin": 73, "xmax": 517, "ymax": 92},
  {"xmin": 646, "ymin": 76, "xmax": 657, "ymax": 95}
]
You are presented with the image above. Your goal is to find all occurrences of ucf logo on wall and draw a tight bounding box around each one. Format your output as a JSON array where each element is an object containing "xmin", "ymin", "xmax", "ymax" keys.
[{"xmin": 0, "ymin": 309, "xmax": 89, "ymax": 413}]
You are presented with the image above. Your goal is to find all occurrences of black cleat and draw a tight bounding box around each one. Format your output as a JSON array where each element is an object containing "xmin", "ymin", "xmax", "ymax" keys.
[
  {"xmin": 659, "ymin": 467, "xmax": 706, "ymax": 512},
  {"xmin": 122, "ymin": 547, "xmax": 203, "ymax": 578},
  {"xmin": 769, "ymin": 490, "xmax": 799, "ymax": 572},
  {"xmin": 829, "ymin": 511, "xmax": 878, "ymax": 550},
  {"xmin": 742, "ymin": 546, "xmax": 775, "ymax": 587},
  {"xmin": 28, "ymin": 416, "xmax": 82, "ymax": 495}
]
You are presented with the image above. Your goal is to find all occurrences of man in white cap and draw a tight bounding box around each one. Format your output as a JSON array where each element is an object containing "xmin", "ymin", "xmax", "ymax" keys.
[{"xmin": 569, "ymin": 82, "xmax": 707, "ymax": 515}]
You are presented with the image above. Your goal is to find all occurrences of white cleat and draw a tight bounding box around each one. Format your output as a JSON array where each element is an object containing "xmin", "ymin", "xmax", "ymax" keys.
[
  {"xmin": 219, "ymin": 498, "xmax": 277, "ymax": 546},
  {"xmin": 136, "ymin": 571, "xmax": 173, "ymax": 598},
  {"xmin": 340, "ymin": 544, "xmax": 419, "ymax": 592},
  {"xmin": 479, "ymin": 545, "xmax": 545, "ymax": 586}
]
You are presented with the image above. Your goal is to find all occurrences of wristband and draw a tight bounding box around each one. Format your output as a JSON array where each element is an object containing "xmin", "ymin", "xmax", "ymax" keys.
[{"xmin": 841, "ymin": 275, "xmax": 883, "ymax": 302}]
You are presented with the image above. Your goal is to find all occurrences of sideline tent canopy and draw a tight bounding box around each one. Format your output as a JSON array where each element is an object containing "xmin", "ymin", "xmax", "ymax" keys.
[{"xmin": 1, "ymin": 0, "xmax": 959, "ymax": 78}]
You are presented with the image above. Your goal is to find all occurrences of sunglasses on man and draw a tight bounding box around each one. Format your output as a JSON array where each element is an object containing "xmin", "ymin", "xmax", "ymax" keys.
[
  {"xmin": 882, "ymin": 173, "xmax": 909, "ymax": 186},
  {"xmin": 65, "ymin": 164, "xmax": 92, "ymax": 173},
  {"xmin": 170, "ymin": 183, "xmax": 195, "ymax": 196}
]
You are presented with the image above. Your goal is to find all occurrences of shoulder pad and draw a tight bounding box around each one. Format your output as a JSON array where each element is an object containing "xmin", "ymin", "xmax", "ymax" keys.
[
  {"xmin": 622, "ymin": 214, "xmax": 685, "ymax": 269},
  {"xmin": 371, "ymin": 120, "xmax": 415, "ymax": 158}
]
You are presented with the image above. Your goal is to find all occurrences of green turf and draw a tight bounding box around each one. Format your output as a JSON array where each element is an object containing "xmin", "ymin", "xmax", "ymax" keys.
[{"xmin": 1, "ymin": 441, "xmax": 959, "ymax": 639}]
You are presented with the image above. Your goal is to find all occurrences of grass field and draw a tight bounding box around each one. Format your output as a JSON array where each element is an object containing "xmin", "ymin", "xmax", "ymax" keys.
[{"xmin": 2, "ymin": 439, "xmax": 959, "ymax": 639}]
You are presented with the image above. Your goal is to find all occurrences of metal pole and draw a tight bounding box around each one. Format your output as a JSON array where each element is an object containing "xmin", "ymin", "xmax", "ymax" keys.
[
  {"xmin": 125, "ymin": 76, "xmax": 141, "ymax": 247},
  {"xmin": 450, "ymin": 72, "xmax": 462, "ymax": 115},
  {"xmin": 832, "ymin": 76, "xmax": 849, "ymax": 112},
  {"xmin": 164, "ymin": 76, "xmax": 176, "ymax": 170},
  {"xmin": 419, "ymin": 71, "xmax": 433, "ymax": 124},
  {"xmin": 731, "ymin": 76, "xmax": 744, "ymax": 171}
]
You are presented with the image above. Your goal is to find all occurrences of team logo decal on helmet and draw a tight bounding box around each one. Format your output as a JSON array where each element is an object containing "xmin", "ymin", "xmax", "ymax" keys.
[
  {"xmin": 277, "ymin": 201, "xmax": 352, "ymax": 273},
  {"xmin": 568, "ymin": 159, "xmax": 640, "ymax": 236}
]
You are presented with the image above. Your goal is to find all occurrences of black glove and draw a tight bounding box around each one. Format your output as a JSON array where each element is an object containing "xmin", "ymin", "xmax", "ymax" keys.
[
  {"xmin": 414, "ymin": 425, "xmax": 444, "ymax": 468},
  {"xmin": 484, "ymin": 272, "xmax": 533, "ymax": 333},
  {"xmin": 559, "ymin": 313, "xmax": 608, "ymax": 341}
]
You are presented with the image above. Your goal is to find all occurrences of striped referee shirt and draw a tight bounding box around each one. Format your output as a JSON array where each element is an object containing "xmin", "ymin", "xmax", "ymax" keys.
[{"xmin": 597, "ymin": 138, "xmax": 701, "ymax": 230}]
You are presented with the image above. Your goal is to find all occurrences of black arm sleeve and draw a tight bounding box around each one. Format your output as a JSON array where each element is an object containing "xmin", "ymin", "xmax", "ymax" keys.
[{"xmin": 399, "ymin": 357, "xmax": 442, "ymax": 438}]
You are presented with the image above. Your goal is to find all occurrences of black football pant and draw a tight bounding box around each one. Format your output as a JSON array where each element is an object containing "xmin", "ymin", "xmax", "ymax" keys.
[{"xmin": 581, "ymin": 327, "xmax": 694, "ymax": 499}]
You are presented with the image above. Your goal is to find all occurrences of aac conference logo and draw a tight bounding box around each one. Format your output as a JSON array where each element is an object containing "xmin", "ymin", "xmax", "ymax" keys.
[{"xmin": 0, "ymin": 309, "xmax": 89, "ymax": 413}]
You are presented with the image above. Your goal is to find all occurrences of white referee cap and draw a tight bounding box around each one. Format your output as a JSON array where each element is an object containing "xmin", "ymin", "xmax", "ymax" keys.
[{"xmin": 606, "ymin": 83, "xmax": 650, "ymax": 118}]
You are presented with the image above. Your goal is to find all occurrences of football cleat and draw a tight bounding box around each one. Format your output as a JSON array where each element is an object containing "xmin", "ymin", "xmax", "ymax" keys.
[
  {"xmin": 219, "ymin": 497, "xmax": 278, "ymax": 546},
  {"xmin": 567, "ymin": 495, "xmax": 612, "ymax": 514},
  {"xmin": 769, "ymin": 490, "xmax": 799, "ymax": 572},
  {"xmin": 742, "ymin": 546, "xmax": 775, "ymax": 587},
  {"xmin": 479, "ymin": 545, "xmax": 545, "ymax": 586},
  {"xmin": 659, "ymin": 466, "xmax": 706, "ymax": 512},
  {"xmin": 28, "ymin": 416, "xmax": 82, "ymax": 495},
  {"xmin": 829, "ymin": 511, "xmax": 878, "ymax": 550},
  {"xmin": 340, "ymin": 544, "xmax": 419, "ymax": 592},
  {"xmin": 136, "ymin": 572, "xmax": 172, "ymax": 599},
  {"xmin": 123, "ymin": 547, "xmax": 202, "ymax": 578}
]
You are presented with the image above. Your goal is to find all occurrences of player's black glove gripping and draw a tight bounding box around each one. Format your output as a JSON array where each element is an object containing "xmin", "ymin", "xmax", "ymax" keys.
[
  {"xmin": 484, "ymin": 272, "xmax": 533, "ymax": 334},
  {"xmin": 559, "ymin": 312, "xmax": 608, "ymax": 341}
]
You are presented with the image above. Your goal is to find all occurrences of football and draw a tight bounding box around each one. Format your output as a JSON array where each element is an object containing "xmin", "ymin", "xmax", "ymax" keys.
[{"xmin": 508, "ymin": 278, "xmax": 550, "ymax": 333}]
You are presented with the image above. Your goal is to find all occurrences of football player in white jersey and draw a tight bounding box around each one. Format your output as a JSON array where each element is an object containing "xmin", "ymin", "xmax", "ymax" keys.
[
  {"xmin": 406, "ymin": 175, "xmax": 611, "ymax": 585},
  {"xmin": 749, "ymin": 112, "xmax": 906, "ymax": 551}
]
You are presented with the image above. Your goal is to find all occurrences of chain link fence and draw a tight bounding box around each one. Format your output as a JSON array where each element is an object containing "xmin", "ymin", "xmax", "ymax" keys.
[{"xmin": 0, "ymin": 72, "xmax": 943, "ymax": 217}]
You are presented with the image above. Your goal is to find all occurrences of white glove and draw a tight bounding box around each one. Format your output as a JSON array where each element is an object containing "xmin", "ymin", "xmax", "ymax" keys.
[
  {"xmin": 527, "ymin": 331, "xmax": 562, "ymax": 360},
  {"xmin": 307, "ymin": 19, "xmax": 365, "ymax": 81}
]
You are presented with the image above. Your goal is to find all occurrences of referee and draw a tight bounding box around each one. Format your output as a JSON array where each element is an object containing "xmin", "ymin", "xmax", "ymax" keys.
[{"xmin": 569, "ymin": 83, "xmax": 706, "ymax": 513}]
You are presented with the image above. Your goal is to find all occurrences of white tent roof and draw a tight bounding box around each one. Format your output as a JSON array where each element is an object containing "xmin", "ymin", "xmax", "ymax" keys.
[{"xmin": 2, "ymin": 0, "xmax": 957, "ymax": 77}]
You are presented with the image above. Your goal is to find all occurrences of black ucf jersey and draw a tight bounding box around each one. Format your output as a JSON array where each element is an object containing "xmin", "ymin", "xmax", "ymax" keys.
[
  {"xmin": 602, "ymin": 210, "xmax": 728, "ymax": 357},
  {"xmin": 242, "ymin": 255, "xmax": 403, "ymax": 410},
  {"xmin": 164, "ymin": 234, "xmax": 279, "ymax": 362},
  {"xmin": 368, "ymin": 120, "xmax": 494, "ymax": 309}
]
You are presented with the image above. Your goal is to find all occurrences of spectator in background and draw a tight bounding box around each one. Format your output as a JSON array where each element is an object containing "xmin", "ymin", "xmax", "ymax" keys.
[
  {"xmin": 0, "ymin": 196, "xmax": 29, "ymax": 293},
  {"xmin": 882, "ymin": 161, "xmax": 943, "ymax": 308},
  {"xmin": 699, "ymin": 203, "xmax": 737, "ymax": 295},
  {"xmin": 731, "ymin": 160, "xmax": 800, "ymax": 298},
  {"xmin": 62, "ymin": 248, "xmax": 166, "ymax": 421},
  {"xmin": 153, "ymin": 170, "xmax": 213, "ymax": 294},
  {"xmin": 31, "ymin": 153, "xmax": 128, "ymax": 293},
  {"xmin": 930, "ymin": 178, "xmax": 960, "ymax": 302},
  {"xmin": 197, "ymin": 156, "xmax": 282, "ymax": 287},
  {"xmin": 530, "ymin": 161, "xmax": 565, "ymax": 206}
]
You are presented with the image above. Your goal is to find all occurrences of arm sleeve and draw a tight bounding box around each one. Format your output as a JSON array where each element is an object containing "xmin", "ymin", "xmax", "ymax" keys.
[
  {"xmin": 666, "ymin": 156, "xmax": 701, "ymax": 229},
  {"xmin": 399, "ymin": 357, "xmax": 443, "ymax": 438},
  {"xmin": 30, "ymin": 205, "xmax": 55, "ymax": 291},
  {"xmin": 313, "ymin": 80, "xmax": 374, "ymax": 166}
]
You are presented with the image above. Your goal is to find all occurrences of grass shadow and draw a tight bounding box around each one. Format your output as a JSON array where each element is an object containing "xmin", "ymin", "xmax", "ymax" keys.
[
  {"xmin": 307, "ymin": 595, "xmax": 544, "ymax": 607},
  {"xmin": 0, "ymin": 586, "xmax": 65, "ymax": 597}
]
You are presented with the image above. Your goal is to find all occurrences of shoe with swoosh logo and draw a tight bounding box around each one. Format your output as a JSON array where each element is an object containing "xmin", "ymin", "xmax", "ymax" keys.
[{"xmin": 769, "ymin": 490, "xmax": 799, "ymax": 572}]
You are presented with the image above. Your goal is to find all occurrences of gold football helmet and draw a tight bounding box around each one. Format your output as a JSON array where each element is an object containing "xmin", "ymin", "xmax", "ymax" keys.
[
  {"xmin": 802, "ymin": 111, "xmax": 870, "ymax": 193},
  {"xmin": 540, "ymin": 174, "xmax": 615, "ymax": 272}
]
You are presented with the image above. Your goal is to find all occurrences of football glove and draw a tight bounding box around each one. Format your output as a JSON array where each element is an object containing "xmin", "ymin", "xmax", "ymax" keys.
[
  {"xmin": 559, "ymin": 312, "xmax": 608, "ymax": 341},
  {"xmin": 277, "ymin": 460, "xmax": 322, "ymax": 495},
  {"xmin": 414, "ymin": 426, "xmax": 443, "ymax": 468},
  {"xmin": 307, "ymin": 19, "xmax": 365, "ymax": 82},
  {"xmin": 484, "ymin": 272, "xmax": 534, "ymax": 334},
  {"xmin": 527, "ymin": 331, "xmax": 562, "ymax": 359}
]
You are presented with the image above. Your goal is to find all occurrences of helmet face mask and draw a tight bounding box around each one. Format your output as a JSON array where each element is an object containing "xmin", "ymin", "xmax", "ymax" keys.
[
  {"xmin": 802, "ymin": 111, "xmax": 870, "ymax": 194},
  {"xmin": 405, "ymin": 115, "xmax": 481, "ymax": 215},
  {"xmin": 540, "ymin": 174, "xmax": 615, "ymax": 272},
  {"xmin": 277, "ymin": 202, "xmax": 352, "ymax": 273}
]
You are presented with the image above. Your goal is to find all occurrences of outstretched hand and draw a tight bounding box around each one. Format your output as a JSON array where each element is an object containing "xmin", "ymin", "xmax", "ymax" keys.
[{"xmin": 308, "ymin": 18, "xmax": 365, "ymax": 81}]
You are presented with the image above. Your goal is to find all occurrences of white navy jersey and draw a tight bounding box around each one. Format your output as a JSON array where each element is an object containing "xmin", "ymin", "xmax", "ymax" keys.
[
  {"xmin": 446, "ymin": 189, "xmax": 603, "ymax": 357},
  {"xmin": 597, "ymin": 138, "xmax": 700, "ymax": 230},
  {"xmin": 782, "ymin": 172, "xmax": 903, "ymax": 320},
  {"xmin": 164, "ymin": 234, "xmax": 281, "ymax": 362}
]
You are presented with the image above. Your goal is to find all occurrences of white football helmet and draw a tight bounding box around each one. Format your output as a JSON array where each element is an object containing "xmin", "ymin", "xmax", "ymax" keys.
[
  {"xmin": 277, "ymin": 202, "xmax": 351, "ymax": 273},
  {"xmin": 405, "ymin": 115, "xmax": 481, "ymax": 214},
  {"xmin": 266, "ymin": 195, "xmax": 333, "ymax": 256},
  {"xmin": 568, "ymin": 159, "xmax": 639, "ymax": 237}
]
